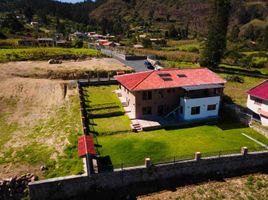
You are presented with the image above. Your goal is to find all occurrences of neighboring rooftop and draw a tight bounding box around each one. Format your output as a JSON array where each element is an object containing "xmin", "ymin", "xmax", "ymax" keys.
[
  {"xmin": 115, "ymin": 68, "xmax": 226, "ymax": 91},
  {"xmin": 248, "ymin": 80, "xmax": 268, "ymax": 101}
]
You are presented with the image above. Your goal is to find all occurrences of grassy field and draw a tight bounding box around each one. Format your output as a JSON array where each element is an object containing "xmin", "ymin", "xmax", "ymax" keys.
[
  {"xmin": 0, "ymin": 95, "xmax": 84, "ymax": 179},
  {"xmin": 98, "ymin": 119, "xmax": 268, "ymax": 168},
  {"xmin": 83, "ymin": 85, "xmax": 131, "ymax": 135},
  {"xmin": 0, "ymin": 48, "xmax": 102, "ymax": 63},
  {"xmin": 163, "ymin": 40, "xmax": 200, "ymax": 52},
  {"xmin": 222, "ymin": 75, "xmax": 266, "ymax": 107},
  {"xmin": 131, "ymin": 48, "xmax": 199, "ymax": 62},
  {"xmin": 82, "ymin": 85, "xmax": 268, "ymax": 168}
]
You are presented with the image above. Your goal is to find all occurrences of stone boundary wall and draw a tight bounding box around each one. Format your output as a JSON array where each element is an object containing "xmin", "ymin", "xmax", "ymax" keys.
[{"xmin": 29, "ymin": 151, "xmax": 268, "ymax": 200}]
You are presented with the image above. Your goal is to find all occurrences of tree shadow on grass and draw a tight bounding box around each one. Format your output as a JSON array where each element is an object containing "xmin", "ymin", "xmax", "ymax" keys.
[{"xmin": 216, "ymin": 110, "xmax": 248, "ymax": 131}]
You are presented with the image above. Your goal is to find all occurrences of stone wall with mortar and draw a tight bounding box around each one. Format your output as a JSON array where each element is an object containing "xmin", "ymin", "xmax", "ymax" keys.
[{"xmin": 29, "ymin": 151, "xmax": 268, "ymax": 200}]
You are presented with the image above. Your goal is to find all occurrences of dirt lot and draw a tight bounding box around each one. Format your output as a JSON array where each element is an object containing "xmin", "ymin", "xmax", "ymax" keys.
[
  {"xmin": 138, "ymin": 173, "xmax": 268, "ymax": 200},
  {"xmin": 0, "ymin": 58, "xmax": 132, "ymax": 79},
  {"xmin": 0, "ymin": 58, "xmax": 129, "ymax": 179}
]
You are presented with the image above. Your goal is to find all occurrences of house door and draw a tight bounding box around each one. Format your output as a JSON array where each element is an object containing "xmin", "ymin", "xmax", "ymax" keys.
[{"xmin": 158, "ymin": 105, "xmax": 164, "ymax": 115}]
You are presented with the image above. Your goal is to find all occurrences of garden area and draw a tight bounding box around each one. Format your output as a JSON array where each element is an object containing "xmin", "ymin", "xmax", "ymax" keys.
[{"xmin": 83, "ymin": 85, "xmax": 268, "ymax": 169}]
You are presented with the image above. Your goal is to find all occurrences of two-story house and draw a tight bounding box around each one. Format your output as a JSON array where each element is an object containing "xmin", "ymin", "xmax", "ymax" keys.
[
  {"xmin": 247, "ymin": 80, "xmax": 268, "ymax": 126},
  {"xmin": 115, "ymin": 68, "xmax": 226, "ymax": 121}
]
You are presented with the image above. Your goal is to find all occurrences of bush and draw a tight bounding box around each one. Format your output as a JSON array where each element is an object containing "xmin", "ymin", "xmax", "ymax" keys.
[
  {"xmin": 251, "ymin": 60, "xmax": 266, "ymax": 68},
  {"xmin": 225, "ymin": 75, "xmax": 244, "ymax": 83},
  {"xmin": 0, "ymin": 32, "xmax": 7, "ymax": 39},
  {"xmin": 141, "ymin": 38, "xmax": 152, "ymax": 48},
  {"xmin": 187, "ymin": 47, "xmax": 199, "ymax": 53}
]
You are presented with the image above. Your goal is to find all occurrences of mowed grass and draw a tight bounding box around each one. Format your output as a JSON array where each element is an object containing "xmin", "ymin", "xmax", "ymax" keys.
[
  {"xmin": 83, "ymin": 85, "xmax": 131, "ymax": 135},
  {"xmin": 0, "ymin": 47, "xmax": 102, "ymax": 63},
  {"xmin": 98, "ymin": 119, "xmax": 268, "ymax": 168}
]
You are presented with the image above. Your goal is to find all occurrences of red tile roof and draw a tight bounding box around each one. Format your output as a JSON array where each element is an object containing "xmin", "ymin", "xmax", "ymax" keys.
[
  {"xmin": 248, "ymin": 80, "xmax": 268, "ymax": 101},
  {"xmin": 115, "ymin": 68, "xmax": 226, "ymax": 91}
]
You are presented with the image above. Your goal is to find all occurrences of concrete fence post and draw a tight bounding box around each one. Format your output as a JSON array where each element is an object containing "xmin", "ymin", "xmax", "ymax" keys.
[
  {"xmin": 195, "ymin": 152, "xmax": 201, "ymax": 161},
  {"xmin": 241, "ymin": 147, "xmax": 248, "ymax": 156},
  {"xmin": 145, "ymin": 158, "xmax": 151, "ymax": 168}
]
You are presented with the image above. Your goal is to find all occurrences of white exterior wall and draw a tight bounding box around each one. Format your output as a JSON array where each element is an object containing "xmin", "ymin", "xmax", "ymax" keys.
[
  {"xmin": 247, "ymin": 95, "xmax": 268, "ymax": 126},
  {"xmin": 180, "ymin": 96, "xmax": 221, "ymax": 121},
  {"xmin": 247, "ymin": 95, "xmax": 268, "ymax": 114},
  {"xmin": 261, "ymin": 116, "xmax": 268, "ymax": 126},
  {"xmin": 120, "ymin": 85, "xmax": 136, "ymax": 118}
]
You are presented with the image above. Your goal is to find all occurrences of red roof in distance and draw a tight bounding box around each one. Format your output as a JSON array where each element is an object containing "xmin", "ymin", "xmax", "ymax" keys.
[
  {"xmin": 248, "ymin": 80, "xmax": 268, "ymax": 101},
  {"xmin": 115, "ymin": 68, "xmax": 226, "ymax": 91}
]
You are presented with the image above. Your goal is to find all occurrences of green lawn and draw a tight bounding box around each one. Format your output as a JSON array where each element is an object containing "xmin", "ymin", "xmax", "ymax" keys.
[
  {"xmin": 0, "ymin": 47, "xmax": 102, "ymax": 63},
  {"xmin": 98, "ymin": 119, "xmax": 268, "ymax": 168},
  {"xmin": 84, "ymin": 85, "xmax": 131, "ymax": 135}
]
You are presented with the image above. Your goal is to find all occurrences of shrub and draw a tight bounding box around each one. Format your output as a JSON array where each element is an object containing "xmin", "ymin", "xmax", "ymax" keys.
[
  {"xmin": 187, "ymin": 47, "xmax": 199, "ymax": 53},
  {"xmin": 0, "ymin": 32, "xmax": 7, "ymax": 39},
  {"xmin": 251, "ymin": 60, "xmax": 266, "ymax": 68},
  {"xmin": 225, "ymin": 75, "xmax": 244, "ymax": 83}
]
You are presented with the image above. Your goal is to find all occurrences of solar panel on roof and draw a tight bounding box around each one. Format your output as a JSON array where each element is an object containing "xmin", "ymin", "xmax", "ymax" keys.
[
  {"xmin": 177, "ymin": 74, "xmax": 187, "ymax": 78},
  {"xmin": 162, "ymin": 78, "xmax": 173, "ymax": 81},
  {"xmin": 159, "ymin": 73, "xmax": 171, "ymax": 77}
]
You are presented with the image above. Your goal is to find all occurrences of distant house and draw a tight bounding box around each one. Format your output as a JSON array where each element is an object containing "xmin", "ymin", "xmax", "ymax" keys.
[
  {"xmin": 115, "ymin": 68, "xmax": 226, "ymax": 120},
  {"xmin": 30, "ymin": 21, "xmax": 39, "ymax": 28},
  {"xmin": 102, "ymin": 41, "xmax": 120, "ymax": 47},
  {"xmin": 37, "ymin": 38, "xmax": 55, "ymax": 47},
  {"xmin": 70, "ymin": 31, "xmax": 87, "ymax": 40},
  {"xmin": 247, "ymin": 80, "xmax": 268, "ymax": 126},
  {"xmin": 56, "ymin": 40, "xmax": 70, "ymax": 47},
  {"xmin": 133, "ymin": 44, "xmax": 144, "ymax": 49},
  {"xmin": 18, "ymin": 38, "xmax": 38, "ymax": 47}
]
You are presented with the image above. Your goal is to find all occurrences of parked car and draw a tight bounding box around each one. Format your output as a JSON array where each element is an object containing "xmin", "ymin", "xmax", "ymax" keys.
[{"xmin": 144, "ymin": 61, "xmax": 154, "ymax": 70}]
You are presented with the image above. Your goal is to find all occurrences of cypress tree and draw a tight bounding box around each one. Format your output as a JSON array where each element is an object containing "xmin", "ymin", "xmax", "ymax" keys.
[
  {"xmin": 262, "ymin": 26, "xmax": 268, "ymax": 50},
  {"xmin": 200, "ymin": 0, "xmax": 231, "ymax": 68}
]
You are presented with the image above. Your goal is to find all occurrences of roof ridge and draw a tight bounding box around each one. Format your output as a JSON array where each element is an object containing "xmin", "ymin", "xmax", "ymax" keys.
[
  {"xmin": 131, "ymin": 70, "xmax": 155, "ymax": 90},
  {"xmin": 248, "ymin": 79, "xmax": 268, "ymax": 93}
]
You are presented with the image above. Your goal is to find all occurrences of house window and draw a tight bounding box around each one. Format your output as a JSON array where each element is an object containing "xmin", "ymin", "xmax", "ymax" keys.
[
  {"xmin": 142, "ymin": 107, "xmax": 152, "ymax": 115},
  {"xmin": 254, "ymin": 98, "xmax": 262, "ymax": 105},
  {"xmin": 158, "ymin": 90, "xmax": 164, "ymax": 98},
  {"xmin": 191, "ymin": 106, "xmax": 200, "ymax": 115},
  {"xmin": 142, "ymin": 91, "xmax": 152, "ymax": 100},
  {"xmin": 207, "ymin": 104, "xmax": 217, "ymax": 111}
]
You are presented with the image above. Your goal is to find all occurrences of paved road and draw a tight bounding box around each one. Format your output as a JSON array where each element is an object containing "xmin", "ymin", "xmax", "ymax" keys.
[{"xmin": 101, "ymin": 49, "xmax": 149, "ymax": 72}]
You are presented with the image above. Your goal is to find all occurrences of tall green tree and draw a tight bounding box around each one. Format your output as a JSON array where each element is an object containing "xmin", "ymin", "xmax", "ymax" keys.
[
  {"xmin": 200, "ymin": 0, "xmax": 231, "ymax": 68},
  {"xmin": 262, "ymin": 26, "xmax": 268, "ymax": 50}
]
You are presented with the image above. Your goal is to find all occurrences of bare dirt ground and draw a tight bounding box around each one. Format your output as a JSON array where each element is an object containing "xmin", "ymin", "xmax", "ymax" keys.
[
  {"xmin": 0, "ymin": 58, "xmax": 131, "ymax": 79},
  {"xmin": 138, "ymin": 173, "xmax": 268, "ymax": 200},
  {"xmin": 0, "ymin": 58, "xmax": 128, "ymax": 179}
]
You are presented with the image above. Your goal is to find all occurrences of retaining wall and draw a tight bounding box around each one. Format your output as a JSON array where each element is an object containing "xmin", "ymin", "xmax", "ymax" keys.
[{"xmin": 29, "ymin": 151, "xmax": 268, "ymax": 200}]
